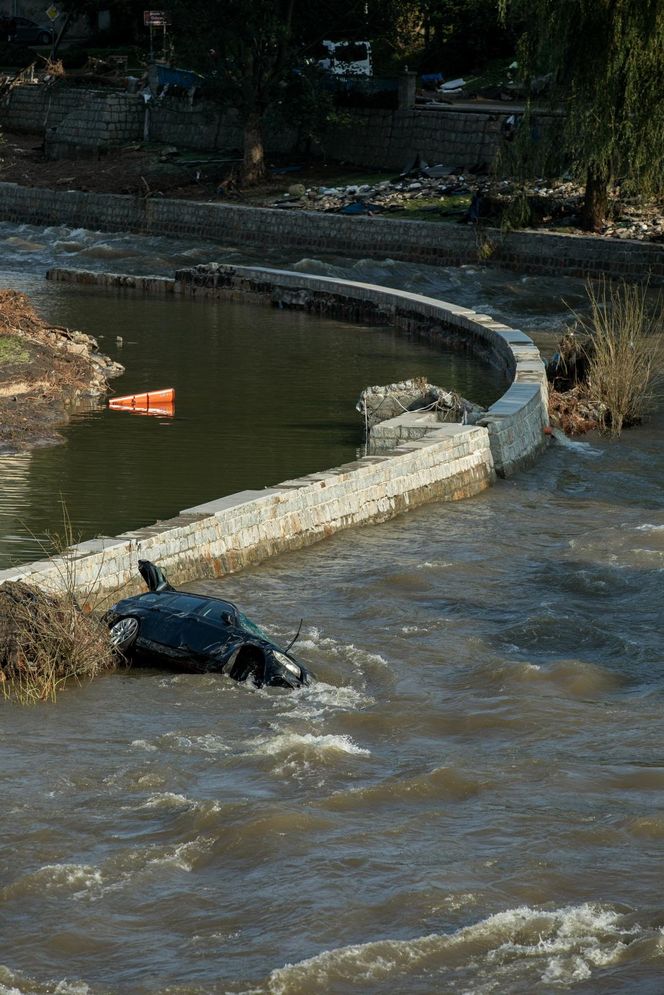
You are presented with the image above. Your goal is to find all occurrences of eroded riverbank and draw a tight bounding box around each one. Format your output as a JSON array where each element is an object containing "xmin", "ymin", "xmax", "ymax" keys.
[{"xmin": 0, "ymin": 288, "xmax": 122, "ymax": 455}]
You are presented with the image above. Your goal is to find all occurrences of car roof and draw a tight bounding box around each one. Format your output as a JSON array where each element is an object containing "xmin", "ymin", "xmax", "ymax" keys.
[{"xmin": 151, "ymin": 591, "xmax": 237, "ymax": 613}]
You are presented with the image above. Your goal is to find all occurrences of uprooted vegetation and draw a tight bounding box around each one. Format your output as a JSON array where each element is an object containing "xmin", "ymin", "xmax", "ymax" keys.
[
  {"xmin": 0, "ymin": 289, "xmax": 123, "ymax": 453},
  {"xmin": 548, "ymin": 280, "xmax": 664, "ymax": 436},
  {"xmin": 0, "ymin": 581, "xmax": 116, "ymax": 703}
]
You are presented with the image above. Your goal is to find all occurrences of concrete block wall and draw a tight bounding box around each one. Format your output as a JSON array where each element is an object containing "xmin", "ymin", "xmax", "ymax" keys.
[
  {"xmin": 0, "ymin": 423, "xmax": 495, "ymax": 599},
  {"xmin": 45, "ymin": 92, "xmax": 145, "ymax": 158},
  {"xmin": 0, "ymin": 82, "xmax": 527, "ymax": 169},
  {"xmin": 1, "ymin": 261, "xmax": 551, "ymax": 597},
  {"xmin": 324, "ymin": 106, "xmax": 509, "ymax": 170},
  {"xmin": 0, "ymin": 182, "xmax": 662, "ymax": 281}
]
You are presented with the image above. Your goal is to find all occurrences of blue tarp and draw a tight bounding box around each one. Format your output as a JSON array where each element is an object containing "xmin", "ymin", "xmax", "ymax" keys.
[{"xmin": 156, "ymin": 65, "xmax": 205, "ymax": 90}]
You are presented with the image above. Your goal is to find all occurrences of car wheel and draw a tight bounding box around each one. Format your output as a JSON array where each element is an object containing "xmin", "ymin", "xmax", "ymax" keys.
[
  {"xmin": 109, "ymin": 616, "xmax": 139, "ymax": 653},
  {"xmin": 38, "ymin": 31, "xmax": 51, "ymax": 44}
]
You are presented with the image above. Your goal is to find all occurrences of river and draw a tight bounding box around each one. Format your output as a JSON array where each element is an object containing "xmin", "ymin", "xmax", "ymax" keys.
[{"xmin": 1, "ymin": 222, "xmax": 663, "ymax": 995}]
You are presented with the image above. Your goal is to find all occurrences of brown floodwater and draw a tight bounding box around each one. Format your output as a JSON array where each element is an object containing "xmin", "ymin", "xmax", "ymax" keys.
[{"xmin": 1, "ymin": 223, "xmax": 663, "ymax": 995}]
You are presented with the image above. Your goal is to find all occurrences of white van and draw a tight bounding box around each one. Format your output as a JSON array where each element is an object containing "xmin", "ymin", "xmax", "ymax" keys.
[{"xmin": 315, "ymin": 40, "xmax": 373, "ymax": 77}]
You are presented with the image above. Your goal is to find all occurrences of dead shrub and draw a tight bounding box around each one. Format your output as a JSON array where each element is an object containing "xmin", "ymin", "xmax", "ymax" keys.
[
  {"xmin": 0, "ymin": 582, "xmax": 115, "ymax": 703},
  {"xmin": 575, "ymin": 279, "xmax": 664, "ymax": 436}
]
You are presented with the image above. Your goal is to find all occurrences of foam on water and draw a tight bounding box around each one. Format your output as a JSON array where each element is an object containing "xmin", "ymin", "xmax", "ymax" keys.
[
  {"xmin": 131, "ymin": 731, "xmax": 230, "ymax": 755},
  {"xmin": 248, "ymin": 732, "xmax": 370, "ymax": 760},
  {"xmin": 275, "ymin": 682, "xmax": 374, "ymax": 722},
  {"xmin": 0, "ymin": 968, "xmax": 90, "ymax": 995},
  {"xmin": 267, "ymin": 903, "xmax": 645, "ymax": 994}
]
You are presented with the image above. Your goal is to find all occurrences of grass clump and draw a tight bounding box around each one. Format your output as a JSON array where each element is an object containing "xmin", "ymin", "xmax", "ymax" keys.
[
  {"xmin": 0, "ymin": 335, "xmax": 30, "ymax": 366},
  {"xmin": 0, "ymin": 581, "xmax": 115, "ymax": 703},
  {"xmin": 576, "ymin": 279, "xmax": 664, "ymax": 435}
]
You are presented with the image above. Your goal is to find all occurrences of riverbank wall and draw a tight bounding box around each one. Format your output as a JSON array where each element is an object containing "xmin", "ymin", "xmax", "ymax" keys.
[
  {"xmin": 0, "ymin": 181, "xmax": 662, "ymax": 281},
  {"xmin": 0, "ymin": 265, "xmax": 548, "ymax": 597}
]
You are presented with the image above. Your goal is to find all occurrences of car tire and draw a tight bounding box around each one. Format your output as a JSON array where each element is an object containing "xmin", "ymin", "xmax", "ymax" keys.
[{"xmin": 109, "ymin": 616, "xmax": 139, "ymax": 653}]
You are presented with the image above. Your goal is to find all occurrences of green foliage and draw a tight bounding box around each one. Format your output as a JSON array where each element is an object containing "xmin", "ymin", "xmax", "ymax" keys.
[
  {"xmin": 0, "ymin": 336, "xmax": 30, "ymax": 366},
  {"xmin": 500, "ymin": 0, "xmax": 664, "ymax": 224}
]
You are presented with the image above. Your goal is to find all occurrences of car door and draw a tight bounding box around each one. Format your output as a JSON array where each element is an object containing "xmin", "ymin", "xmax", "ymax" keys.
[
  {"xmin": 177, "ymin": 616, "xmax": 231, "ymax": 672},
  {"xmin": 135, "ymin": 593, "xmax": 200, "ymax": 666}
]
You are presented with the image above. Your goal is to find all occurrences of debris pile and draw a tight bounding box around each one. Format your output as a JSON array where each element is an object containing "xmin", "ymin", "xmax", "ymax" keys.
[
  {"xmin": 268, "ymin": 171, "xmax": 664, "ymax": 240},
  {"xmin": 357, "ymin": 377, "xmax": 485, "ymax": 429},
  {"xmin": 0, "ymin": 581, "xmax": 115, "ymax": 703},
  {"xmin": 546, "ymin": 329, "xmax": 604, "ymax": 434}
]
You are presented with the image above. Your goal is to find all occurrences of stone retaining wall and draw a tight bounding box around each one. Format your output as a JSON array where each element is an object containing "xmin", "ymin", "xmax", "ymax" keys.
[
  {"xmin": 0, "ymin": 264, "xmax": 548, "ymax": 597},
  {"xmin": 0, "ymin": 182, "xmax": 661, "ymax": 280},
  {"xmin": 0, "ymin": 81, "xmax": 513, "ymax": 168}
]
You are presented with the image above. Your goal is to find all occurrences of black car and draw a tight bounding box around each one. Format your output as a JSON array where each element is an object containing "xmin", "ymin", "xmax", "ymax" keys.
[
  {"xmin": 103, "ymin": 560, "xmax": 314, "ymax": 689},
  {"xmin": 9, "ymin": 17, "xmax": 54, "ymax": 45}
]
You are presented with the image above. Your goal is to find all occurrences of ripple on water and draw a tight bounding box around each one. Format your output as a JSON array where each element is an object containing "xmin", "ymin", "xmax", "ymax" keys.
[{"xmin": 321, "ymin": 765, "xmax": 484, "ymax": 812}]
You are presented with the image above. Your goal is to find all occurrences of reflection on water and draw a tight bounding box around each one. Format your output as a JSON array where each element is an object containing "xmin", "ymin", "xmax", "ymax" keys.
[
  {"xmin": 0, "ymin": 284, "xmax": 504, "ymax": 567},
  {"xmin": 1, "ymin": 222, "xmax": 663, "ymax": 995}
]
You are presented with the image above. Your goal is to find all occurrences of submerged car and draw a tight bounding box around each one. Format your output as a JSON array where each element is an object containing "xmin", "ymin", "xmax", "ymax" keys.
[{"xmin": 103, "ymin": 560, "xmax": 314, "ymax": 689}]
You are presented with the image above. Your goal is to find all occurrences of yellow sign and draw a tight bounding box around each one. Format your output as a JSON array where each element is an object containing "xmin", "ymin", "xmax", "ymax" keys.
[{"xmin": 46, "ymin": 5, "xmax": 58, "ymax": 20}]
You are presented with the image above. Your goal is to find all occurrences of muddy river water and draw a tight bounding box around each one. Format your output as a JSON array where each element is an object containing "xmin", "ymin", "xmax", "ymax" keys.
[{"xmin": 1, "ymin": 223, "xmax": 663, "ymax": 994}]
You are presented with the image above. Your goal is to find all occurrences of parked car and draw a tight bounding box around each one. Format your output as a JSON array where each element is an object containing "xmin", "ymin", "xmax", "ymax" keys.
[
  {"xmin": 8, "ymin": 17, "xmax": 54, "ymax": 46},
  {"xmin": 312, "ymin": 39, "xmax": 373, "ymax": 76},
  {"xmin": 103, "ymin": 560, "xmax": 314, "ymax": 689}
]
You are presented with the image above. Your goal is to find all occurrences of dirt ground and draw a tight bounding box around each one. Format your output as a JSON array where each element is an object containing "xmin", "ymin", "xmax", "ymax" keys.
[
  {"xmin": 0, "ymin": 132, "xmax": 366, "ymax": 202},
  {"xmin": 0, "ymin": 289, "xmax": 123, "ymax": 454}
]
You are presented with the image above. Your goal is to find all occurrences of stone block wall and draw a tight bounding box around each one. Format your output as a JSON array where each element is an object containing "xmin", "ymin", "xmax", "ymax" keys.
[
  {"xmin": 0, "ymin": 82, "xmax": 520, "ymax": 169},
  {"xmin": 324, "ymin": 106, "xmax": 511, "ymax": 170},
  {"xmin": 0, "ymin": 423, "xmax": 495, "ymax": 599},
  {"xmin": 0, "ymin": 182, "xmax": 662, "ymax": 281},
  {"xmin": 2, "ymin": 261, "xmax": 551, "ymax": 597}
]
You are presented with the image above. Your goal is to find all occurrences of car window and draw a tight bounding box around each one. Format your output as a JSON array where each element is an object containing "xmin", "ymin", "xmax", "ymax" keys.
[
  {"xmin": 197, "ymin": 600, "xmax": 235, "ymax": 624},
  {"xmin": 237, "ymin": 611, "xmax": 270, "ymax": 641},
  {"xmin": 164, "ymin": 594, "xmax": 205, "ymax": 614}
]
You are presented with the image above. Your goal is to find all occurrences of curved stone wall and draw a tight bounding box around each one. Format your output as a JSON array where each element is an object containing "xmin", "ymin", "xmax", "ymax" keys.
[{"xmin": 0, "ymin": 265, "xmax": 548, "ymax": 597}]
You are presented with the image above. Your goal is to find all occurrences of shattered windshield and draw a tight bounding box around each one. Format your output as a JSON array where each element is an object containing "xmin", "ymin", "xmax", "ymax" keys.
[{"xmin": 237, "ymin": 611, "xmax": 271, "ymax": 642}]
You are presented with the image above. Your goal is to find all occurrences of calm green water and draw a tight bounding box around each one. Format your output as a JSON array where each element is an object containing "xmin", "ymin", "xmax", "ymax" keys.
[{"xmin": 0, "ymin": 282, "xmax": 503, "ymax": 567}]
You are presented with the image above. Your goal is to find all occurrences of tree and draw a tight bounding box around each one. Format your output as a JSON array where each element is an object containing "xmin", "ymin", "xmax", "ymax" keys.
[
  {"xmin": 169, "ymin": 0, "xmax": 412, "ymax": 184},
  {"xmin": 170, "ymin": 0, "xmax": 298, "ymax": 184},
  {"xmin": 500, "ymin": 0, "xmax": 664, "ymax": 230}
]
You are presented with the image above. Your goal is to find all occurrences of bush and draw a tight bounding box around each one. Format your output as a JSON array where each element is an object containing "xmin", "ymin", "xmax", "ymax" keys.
[
  {"xmin": 0, "ymin": 581, "xmax": 116, "ymax": 703},
  {"xmin": 576, "ymin": 278, "xmax": 664, "ymax": 435}
]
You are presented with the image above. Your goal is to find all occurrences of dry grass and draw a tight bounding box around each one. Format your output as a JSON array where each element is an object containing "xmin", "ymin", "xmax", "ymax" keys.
[
  {"xmin": 574, "ymin": 279, "xmax": 664, "ymax": 435},
  {"xmin": 0, "ymin": 582, "xmax": 115, "ymax": 703},
  {"xmin": 0, "ymin": 505, "xmax": 118, "ymax": 704}
]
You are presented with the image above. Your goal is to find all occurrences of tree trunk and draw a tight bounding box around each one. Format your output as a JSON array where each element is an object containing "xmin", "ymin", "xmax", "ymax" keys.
[
  {"xmin": 242, "ymin": 112, "xmax": 266, "ymax": 186},
  {"xmin": 580, "ymin": 163, "xmax": 610, "ymax": 231}
]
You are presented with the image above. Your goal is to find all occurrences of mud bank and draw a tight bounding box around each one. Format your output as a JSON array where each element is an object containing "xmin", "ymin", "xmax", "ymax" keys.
[{"xmin": 0, "ymin": 290, "xmax": 123, "ymax": 454}]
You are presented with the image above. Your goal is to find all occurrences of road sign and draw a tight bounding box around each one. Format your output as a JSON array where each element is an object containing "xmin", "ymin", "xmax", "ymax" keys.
[
  {"xmin": 144, "ymin": 10, "xmax": 167, "ymax": 26},
  {"xmin": 45, "ymin": 4, "xmax": 58, "ymax": 19}
]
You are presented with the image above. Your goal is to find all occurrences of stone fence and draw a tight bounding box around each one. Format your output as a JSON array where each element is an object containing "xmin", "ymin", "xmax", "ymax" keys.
[
  {"xmin": 0, "ymin": 80, "xmax": 526, "ymax": 169},
  {"xmin": 0, "ymin": 181, "xmax": 662, "ymax": 281},
  {"xmin": 0, "ymin": 264, "xmax": 548, "ymax": 598}
]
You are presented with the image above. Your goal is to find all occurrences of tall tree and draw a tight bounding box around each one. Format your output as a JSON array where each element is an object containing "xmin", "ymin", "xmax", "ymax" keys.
[
  {"xmin": 500, "ymin": 0, "xmax": 664, "ymax": 230},
  {"xmin": 170, "ymin": 0, "xmax": 298, "ymax": 184}
]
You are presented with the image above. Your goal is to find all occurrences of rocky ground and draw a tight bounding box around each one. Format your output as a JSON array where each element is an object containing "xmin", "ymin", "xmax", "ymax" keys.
[
  {"xmin": 1, "ymin": 133, "xmax": 663, "ymax": 242},
  {"xmin": 0, "ymin": 289, "xmax": 123, "ymax": 454}
]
